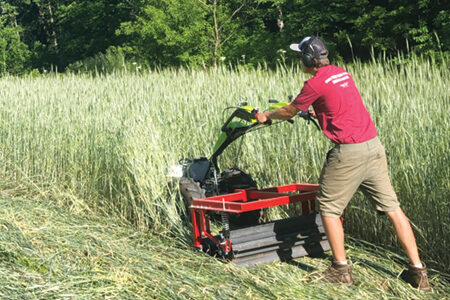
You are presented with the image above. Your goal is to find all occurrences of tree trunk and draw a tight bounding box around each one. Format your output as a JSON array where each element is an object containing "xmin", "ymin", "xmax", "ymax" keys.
[
  {"xmin": 198, "ymin": 0, "xmax": 247, "ymax": 68},
  {"xmin": 212, "ymin": 0, "xmax": 219, "ymax": 68},
  {"xmin": 33, "ymin": 0, "xmax": 59, "ymax": 53},
  {"xmin": 12, "ymin": 14, "xmax": 20, "ymax": 41},
  {"xmin": 47, "ymin": 1, "xmax": 59, "ymax": 51}
]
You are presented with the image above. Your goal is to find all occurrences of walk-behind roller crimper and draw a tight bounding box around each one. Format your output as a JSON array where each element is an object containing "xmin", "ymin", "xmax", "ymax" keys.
[{"xmin": 167, "ymin": 98, "xmax": 327, "ymax": 265}]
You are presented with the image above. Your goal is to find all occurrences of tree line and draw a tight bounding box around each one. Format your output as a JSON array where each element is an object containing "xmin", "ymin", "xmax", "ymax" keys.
[{"xmin": 1, "ymin": 0, "xmax": 449, "ymax": 74}]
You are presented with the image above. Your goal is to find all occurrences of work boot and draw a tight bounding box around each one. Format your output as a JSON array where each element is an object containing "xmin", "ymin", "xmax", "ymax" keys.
[
  {"xmin": 400, "ymin": 262, "xmax": 430, "ymax": 290},
  {"xmin": 312, "ymin": 261, "xmax": 353, "ymax": 285}
]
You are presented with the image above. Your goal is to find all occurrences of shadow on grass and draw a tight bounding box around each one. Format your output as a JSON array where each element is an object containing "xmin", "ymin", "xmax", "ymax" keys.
[
  {"xmin": 286, "ymin": 260, "xmax": 318, "ymax": 272},
  {"xmin": 355, "ymin": 258, "xmax": 398, "ymax": 278},
  {"xmin": 287, "ymin": 250, "xmax": 331, "ymax": 273}
]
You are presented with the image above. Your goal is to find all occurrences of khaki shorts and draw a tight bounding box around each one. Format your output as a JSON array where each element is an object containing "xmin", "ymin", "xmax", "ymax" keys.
[{"xmin": 316, "ymin": 136, "xmax": 400, "ymax": 217}]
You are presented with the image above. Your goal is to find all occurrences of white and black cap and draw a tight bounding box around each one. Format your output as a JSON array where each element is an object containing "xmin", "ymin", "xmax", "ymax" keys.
[{"xmin": 290, "ymin": 36, "xmax": 328, "ymax": 59}]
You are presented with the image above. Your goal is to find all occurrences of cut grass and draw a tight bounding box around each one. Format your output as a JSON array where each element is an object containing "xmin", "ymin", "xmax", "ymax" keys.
[{"xmin": 0, "ymin": 196, "xmax": 448, "ymax": 299}]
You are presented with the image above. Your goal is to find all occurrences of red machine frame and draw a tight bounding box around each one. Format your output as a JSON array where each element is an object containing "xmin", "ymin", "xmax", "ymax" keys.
[{"xmin": 189, "ymin": 183, "xmax": 319, "ymax": 255}]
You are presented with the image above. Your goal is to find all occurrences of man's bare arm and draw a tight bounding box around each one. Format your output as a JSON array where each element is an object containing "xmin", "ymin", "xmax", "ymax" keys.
[{"xmin": 256, "ymin": 104, "xmax": 300, "ymax": 123}]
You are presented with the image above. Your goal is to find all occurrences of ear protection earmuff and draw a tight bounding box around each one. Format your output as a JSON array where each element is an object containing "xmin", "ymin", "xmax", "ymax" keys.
[{"xmin": 301, "ymin": 37, "xmax": 317, "ymax": 68}]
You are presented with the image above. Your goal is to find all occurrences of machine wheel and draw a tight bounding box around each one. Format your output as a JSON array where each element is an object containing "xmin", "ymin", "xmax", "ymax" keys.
[
  {"xmin": 179, "ymin": 177, "xmax": 206, "ymax": 211},
  {"xmin": 179, "ymin": 169, "xmax": 261, "ymax": 227}
]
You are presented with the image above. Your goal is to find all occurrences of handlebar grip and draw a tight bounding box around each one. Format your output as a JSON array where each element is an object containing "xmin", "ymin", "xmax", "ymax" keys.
[{"xmin": 298, "ymin": 110, "xmax": 310, "ymax": 119}]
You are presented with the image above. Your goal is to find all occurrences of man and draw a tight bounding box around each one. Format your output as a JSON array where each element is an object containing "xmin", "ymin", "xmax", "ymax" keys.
[{"xmin": 256, "ymin": 36, "xmax": 430, "ymax": 290}]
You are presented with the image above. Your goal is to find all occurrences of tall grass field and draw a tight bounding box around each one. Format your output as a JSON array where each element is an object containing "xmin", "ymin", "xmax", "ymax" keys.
[{"xmin": 0, "ymin": 56, "xmax": 448, "ymax": 298}]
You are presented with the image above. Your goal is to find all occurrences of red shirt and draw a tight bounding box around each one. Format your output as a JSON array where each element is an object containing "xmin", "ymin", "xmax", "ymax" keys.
[{"xmin": 292, "ymin": 65, "xmax": 377, "ymax": 144}]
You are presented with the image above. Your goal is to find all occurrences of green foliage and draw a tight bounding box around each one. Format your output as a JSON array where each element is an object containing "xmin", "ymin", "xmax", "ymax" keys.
[
  {"xmin": 3, "ymin": 0, "xmax": 450, "ymax": 70},
  {"xmin": 274, "ymin": 0, "xmax": 450, "ymax": 62},
  {"xmin": 0, "ymin": 2, "xmax": 31, "ymax": 74},
  {"xmin": 118, "ymin": 0, "xmax": 212, "ymax": 67},
  {"xmin": 219, "ymin": 1, "xmax": 284, "ymax": 66},
  {"xmin": 55, "ymin": 0, "xmax": 131, "ymax": 67},
  {"xmin": 8, "ymin": 0, "xmax": 130, "ymax": 71}
]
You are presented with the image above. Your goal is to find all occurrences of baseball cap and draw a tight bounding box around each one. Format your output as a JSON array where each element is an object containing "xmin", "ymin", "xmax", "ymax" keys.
[{"xmin": 289, "ymin": 36, "xmax": 328, "ymax": 58}]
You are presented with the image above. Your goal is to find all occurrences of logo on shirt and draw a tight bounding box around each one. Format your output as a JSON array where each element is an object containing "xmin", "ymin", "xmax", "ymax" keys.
[{"xmin": 324, "ymin": 72, "xmax": 350, "ymax": 85}]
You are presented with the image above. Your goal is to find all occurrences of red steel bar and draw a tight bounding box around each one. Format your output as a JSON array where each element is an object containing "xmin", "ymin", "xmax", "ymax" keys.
[
  {"xmin": 190, "ymin": 208, "xmax": 202, "ymax": 248},
  {"xmin": 190, "ymin": 188, "xmax": 318, "ymax": 213}
]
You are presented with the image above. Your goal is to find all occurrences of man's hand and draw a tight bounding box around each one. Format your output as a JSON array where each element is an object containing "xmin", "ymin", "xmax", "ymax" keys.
[
  {"xmin": 309, "ymin": 109, "xmax": 317, "ymax": 118},
  {"xmin": 256, "ymin": 112, "xmax": 271, "ymax": 124}
]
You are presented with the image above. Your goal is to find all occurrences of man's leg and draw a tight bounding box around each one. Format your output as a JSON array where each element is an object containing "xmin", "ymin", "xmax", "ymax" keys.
[
  {"xmin": 321, "ymin": 215, "xmax": 346, "ymax": 262},
  {"xmin": 313, "ymin": 145, "xmax": 362, "ymax": 284},
  {"xmin": 385, "ymin": 208, "xmax": 430, "ymax": 290},
  {"xmin": 385, "ymin": 208, "xmax": 421, "ymax": 265},
  {"xmin": 312, "ymin": 215, "xmax": 353, "ymax": 285}
]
